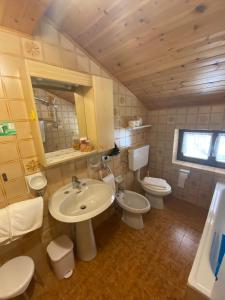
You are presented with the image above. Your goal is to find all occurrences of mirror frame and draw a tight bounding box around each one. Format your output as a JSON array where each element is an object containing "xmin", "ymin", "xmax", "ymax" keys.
[{"xmin": 24, "ymin": 59, "xmax": 94, "ymax": 167}]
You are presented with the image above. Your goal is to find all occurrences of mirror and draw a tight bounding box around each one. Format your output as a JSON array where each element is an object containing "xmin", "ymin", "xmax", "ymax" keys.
[{"xmin": 31, "ymin": 77, "xmax": 87, "ymax": 153}]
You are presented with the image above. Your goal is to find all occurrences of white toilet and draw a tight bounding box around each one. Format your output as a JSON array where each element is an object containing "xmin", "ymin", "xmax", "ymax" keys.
[
  {"xmin": 0, "ymin": 256, "xmax": 35, "ymax": 299},
  {"xmin": 128, "ymin": 145, "xmax": 172, "ymax": 209}
]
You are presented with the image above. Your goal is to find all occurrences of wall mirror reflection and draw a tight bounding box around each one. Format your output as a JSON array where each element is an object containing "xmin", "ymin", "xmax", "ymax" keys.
[{"xmin": 31, "ymin": 77, "xmax": 86, "ymax": 153}]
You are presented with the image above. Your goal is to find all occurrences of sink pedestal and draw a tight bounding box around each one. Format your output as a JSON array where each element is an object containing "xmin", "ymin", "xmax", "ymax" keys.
[{"xmin": 75, "ymin": 219, "xmax": 97, "ymax": 261}]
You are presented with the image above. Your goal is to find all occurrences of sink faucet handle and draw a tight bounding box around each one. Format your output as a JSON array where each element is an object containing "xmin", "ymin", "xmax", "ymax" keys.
[{"xmin": 72, "ymin": 175, "xmax": 80, "ymax": 182}]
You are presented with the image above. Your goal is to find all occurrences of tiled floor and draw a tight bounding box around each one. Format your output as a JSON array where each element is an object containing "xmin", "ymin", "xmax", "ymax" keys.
[{"xmin": 25, "ymin": 198, "xmax": 207, "ymax": 300}]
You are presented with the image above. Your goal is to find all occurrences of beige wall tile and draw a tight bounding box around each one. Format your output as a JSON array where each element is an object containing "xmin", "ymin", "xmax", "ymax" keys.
[
  {"xmin": 90, "ymin": 61, "xmax": 101, "ymax": 75},
  {"xmin": 18, "ymin": 139, "xmax": 36, "ymax": 158},
  {"xmin": 0, "ymin": 79, "xmax": 4, "ymax": 98},
  {"xmin": 61, "ymin": 161, "xmax": 76, "ymax": 184},
  {"xmin": 60, "ymin": 34, "xmax": 74, "ymax": 51},
  {"xmin": 197, "ymin": 114, "xmax": 209, "ymax": 125},
  {"xmin": 46, "ymin": 166, "xmax": 63, "ymax": 194},
  {"xmin": 75, "ymin": 159, "xmax": 88, "ymax": 178},
  {"xmin": 0, "ymin": 54, "xmax": 22, "ymax": 77},
  {"xmin": 211, "ymin": 105, "xmax": 225, "ymax": 113},
  {"xmin": 0, "ymin": 142, "xmax": 19, "ymax": 163},
  {"xmin": 8, "ymin": 101, "xmax": 28, "ymax": 120},
  {"xmin": 77, "ymin": 54, "xmax": 90, "ymax": 73},
  {"xmin": 0, "ymin": 31, "xmax": 21, "ymax": 55},
  {"xmin": 4, "ymin": 177, "xmax": 28, "ymax": 200},
  {"xmin": 210, "ymin": 113, "xmax": 224, "ymax": 125},
  {"xmin": 0, "ymin": 135, "xmax": 16, "ymax": 143},
  {"xmin": 43, "ymin": 43, "xmax": 61, "ymax": 66},
  {"xmin": 199, "ymin": 105, "xmax": 211, "ymax": 114},
  {"xmin": 22, "ymin": 157, "xmax": 41, "ymax": 175},
  {"xmin": 38, "ymin": 21, "xmax": 59, "ymax": 45},
  {"xmin": 186, "ymin": 114, "xmax": 197, "ymax": 124},
  {"xmin": 2, "ymin": 78, "xmax": 24, "ymax": 99},
  {"xmin": 22, "ymin": 38, "xmax": 43, "ymax": 61},
  {"xmin": 61, "ymin": 49, "xmax": 77, "ymax": 70},
  {"xmin": 0, "ymin": 101, "xmax": 10, "ymax": 120},
  {"xmin": 0, "ymin": 185, "xmax": 6, "ymax": 208},
  {"xmin": 15, "ymin": 122, "xmax": 32, "ymax": 139},
  {"xmin": 0, "ymin": 161, "xmax": 23, "ymax": 181}
]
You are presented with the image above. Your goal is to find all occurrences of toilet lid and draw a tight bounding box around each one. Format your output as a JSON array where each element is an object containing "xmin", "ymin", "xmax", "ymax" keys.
[
  {"xmin": 0, "ymin": 256, "xmax": 34, "ymax": 299},
  {"xmin": 142, "ymin": 177, "xmax": 169, "ymax": 190}
]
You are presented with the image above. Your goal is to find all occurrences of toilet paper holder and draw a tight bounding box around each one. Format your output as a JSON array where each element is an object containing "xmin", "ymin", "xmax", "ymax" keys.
[
  {"xmin": 177, "ymin": 169, "xmax": 190, "ymax": 188},
  {"xmin": 179, "ymin": 169, "xmax": 190, "ymax": 175}
]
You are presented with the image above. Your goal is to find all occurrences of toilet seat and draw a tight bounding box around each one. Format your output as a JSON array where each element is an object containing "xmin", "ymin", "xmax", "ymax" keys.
[
  {"xmin": 141, "ymin": 177, "xmax": 171, "ymax": 196},
  {"xmin": 0, "ymin": 256, "xmax": 35, "ymax": 299}
]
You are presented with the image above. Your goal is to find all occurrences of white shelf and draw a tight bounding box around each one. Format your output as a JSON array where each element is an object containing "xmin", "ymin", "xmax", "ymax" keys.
[
  {"xmin": 127, "ymin": 124, "xmax": 152, "ymax": 130},
  {"xmin": 44, "ymin": 148, "xmax": 97, "ymax": 167}
]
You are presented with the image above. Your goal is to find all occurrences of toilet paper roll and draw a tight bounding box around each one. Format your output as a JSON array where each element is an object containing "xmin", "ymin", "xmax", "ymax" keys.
[{"xmin": 177, "ymin": 170, "xmax": 189, "ymax": 188}]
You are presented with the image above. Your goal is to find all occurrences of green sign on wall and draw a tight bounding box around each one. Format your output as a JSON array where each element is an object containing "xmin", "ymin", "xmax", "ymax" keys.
[{"xmin": 0, "ymin": 122, "xmax": 16, "ymax": 136}]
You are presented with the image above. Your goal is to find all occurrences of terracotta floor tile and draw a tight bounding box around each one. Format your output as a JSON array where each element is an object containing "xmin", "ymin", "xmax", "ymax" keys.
[{"xmin": 25, "ymin": 197, "xmax": 207, "ymax": 300}]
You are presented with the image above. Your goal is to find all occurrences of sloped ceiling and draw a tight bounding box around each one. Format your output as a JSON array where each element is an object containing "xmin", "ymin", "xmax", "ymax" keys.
[
  {"xmin": 45, "ymin": 0, "xmax": 225, "ymax": 109},
  {"xmin": 0, "ymin": 0, "xmax": 52, "ymax": 34},
  {"xmin": 1, "ymin": 0, "xmax": 225, "ymax": 109}
]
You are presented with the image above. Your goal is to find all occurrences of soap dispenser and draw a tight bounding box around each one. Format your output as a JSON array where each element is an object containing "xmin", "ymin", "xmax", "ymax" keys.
[{"xmin": 26, "ymin": 172, "xmax": 47, "ymax": 196}]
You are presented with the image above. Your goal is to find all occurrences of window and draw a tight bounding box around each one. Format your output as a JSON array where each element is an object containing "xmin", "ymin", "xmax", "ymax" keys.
[{"xmin": 177, "ymin": 129, "xmax": 225, "ymax": 168}]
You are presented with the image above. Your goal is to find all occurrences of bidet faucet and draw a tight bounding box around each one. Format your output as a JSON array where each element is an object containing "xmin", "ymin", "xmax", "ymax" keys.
[{"xmin": 72, "ymin": 176, "xmax": 82, "ymax": 190}]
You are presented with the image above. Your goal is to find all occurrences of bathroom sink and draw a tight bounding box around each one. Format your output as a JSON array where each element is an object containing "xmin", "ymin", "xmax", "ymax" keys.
[
  {"xmin": 49, "ymin": 179, "xmax": 114, "ymax": 223},
  {"xmin": 49, "ymin": 178, "xmax": 115, "ymax": 261}
]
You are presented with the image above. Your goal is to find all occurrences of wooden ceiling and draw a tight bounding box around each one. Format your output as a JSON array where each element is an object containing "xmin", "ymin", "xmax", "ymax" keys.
[
  {"xmin": 0, "ymin": 0, "xmax": 52, "ymax": 34},
  {"xmin": 1, "ymin": 0, "xmax": 225, "ymax": 108},
  {"xmin": 45, "ymin": 0, "xmax": 225, "ymax": 109}
]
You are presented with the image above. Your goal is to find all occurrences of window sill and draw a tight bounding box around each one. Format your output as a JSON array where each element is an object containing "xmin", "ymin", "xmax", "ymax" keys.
[{"xmin": 172, "ymin": 158, "xmax": 225, "ymax": 175}]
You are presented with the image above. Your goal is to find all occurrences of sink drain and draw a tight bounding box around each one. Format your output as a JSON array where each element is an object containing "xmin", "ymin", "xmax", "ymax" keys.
[
  {"xmin": 64, "ymin": 191, "xmax": 70, "ymax": 194},
  {"xmin": 80, "ymin": 205, "xmax": 86, "ymax": 210}
]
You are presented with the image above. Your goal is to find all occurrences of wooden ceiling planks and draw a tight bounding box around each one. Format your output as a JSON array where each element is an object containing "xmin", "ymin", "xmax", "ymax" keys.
[
  {"xmin": 45, "ymin": 0, "xmax": 225, "ymax": 108},
  {"xmin": 1, "ymin": 0, "xmax": 225, "ymax": 108},
  {"xmin": 0, "ymin": 0, "xmax": 53, "ymax": 34}
]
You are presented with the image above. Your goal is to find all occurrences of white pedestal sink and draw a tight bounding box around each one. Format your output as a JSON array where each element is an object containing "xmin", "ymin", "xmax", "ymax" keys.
[{"xmin": 48, "ymin": 179, "xmax": 114, "ymax": 261}]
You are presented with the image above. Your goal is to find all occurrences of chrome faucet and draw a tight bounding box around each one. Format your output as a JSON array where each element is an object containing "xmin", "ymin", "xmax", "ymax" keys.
[{"xmin": 72, "ymin": 176, "xmax": 82, "ymax": 190}]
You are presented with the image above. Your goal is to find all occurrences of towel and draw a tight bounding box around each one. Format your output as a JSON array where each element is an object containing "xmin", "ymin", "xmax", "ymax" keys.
[
  {"xmin": 102, "ymin": 174, "xmax": 116, "ymax": 193},
  {"xmin": 0, "ymin": 208, "xmax": 10, "ymax": 244},
  {"xmin": 8, "ymin": 197, "xmax": 43, "ymax": 237},
  {"xmin": 143, "ymin": 177, "xmax": 168, "ymax": 189},
  {"xmin": 39, "ymin": 120, "xmax": 45, "ymax": 143}
]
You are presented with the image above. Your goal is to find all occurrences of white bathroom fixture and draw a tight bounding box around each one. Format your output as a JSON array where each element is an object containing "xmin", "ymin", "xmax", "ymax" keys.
[
  {"xmin": 0, "ymin": 256, "xmax": 34, "ymax": 299},
  {"xmin": 47, "ymin": 235, "xmax": 75, "ymax": 280},
  {"xmin": 26, "ymin": 172, "xmax": 47, "ymax": 192},
  {"xmin": 49, "ymin": 178, "xmax": 114, "ymax": 261},
  {"xmin": 116, "ymin": 190, "xmax": 150, "ymax": 229},
  {"xmin": 128, "ymin": 145, "xmax": 171, "ymax": 209},
  {"xmin": 102, "ymin": 170, "xmax": 150, "ymax": 229},
  {"xmin": 177, "ymin": 168, "xmax": 190, "ymax": 188}
]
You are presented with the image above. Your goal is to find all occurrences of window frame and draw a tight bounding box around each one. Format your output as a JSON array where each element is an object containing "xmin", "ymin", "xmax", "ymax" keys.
[{"xmin": 177, "ymin": 129, "xmax": 225, "ymax": 169}]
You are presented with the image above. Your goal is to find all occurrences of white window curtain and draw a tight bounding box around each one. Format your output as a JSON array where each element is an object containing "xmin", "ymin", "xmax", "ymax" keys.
[{"xmin": 182, "ymin": 132, "xmax": 212, "ymax": 160}]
